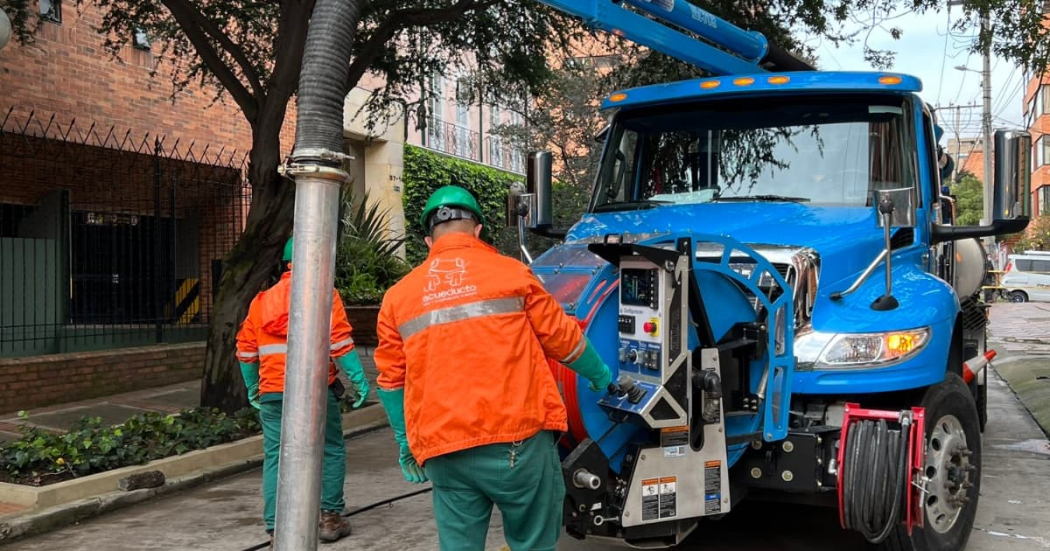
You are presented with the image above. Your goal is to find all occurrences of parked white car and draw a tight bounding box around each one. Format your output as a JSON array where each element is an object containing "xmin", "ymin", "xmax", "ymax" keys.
[{"xmin": 1000, "ymin": 251, "xmax": 1050, "ymax": 302}]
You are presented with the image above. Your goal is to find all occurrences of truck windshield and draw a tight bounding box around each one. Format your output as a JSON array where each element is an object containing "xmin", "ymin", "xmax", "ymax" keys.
[{"xmin": 593, "ymin": 96, "xmax": 916, "ymax": 211}]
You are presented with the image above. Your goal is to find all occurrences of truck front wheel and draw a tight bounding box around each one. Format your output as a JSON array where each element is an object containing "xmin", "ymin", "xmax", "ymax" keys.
[{"xmin": 881, "ymin": 374, "xmax": 981, "ymax": 551}]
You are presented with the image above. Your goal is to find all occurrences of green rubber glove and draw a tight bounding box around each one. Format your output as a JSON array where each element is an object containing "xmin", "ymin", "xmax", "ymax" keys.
[
  {"xmin": 377, "ymin": 388, "xmax": 428, "ymax": 484},
  {"xmin": 334, "ymin": 351, "xmax": 370, "ymax": 409},
  {"xmin": 238, "ymin": 361, "xmax": 261, "ymax": 410},
  {"xmin": 566, "ymin": 338, "xmax": 613, "ymax": 392}
]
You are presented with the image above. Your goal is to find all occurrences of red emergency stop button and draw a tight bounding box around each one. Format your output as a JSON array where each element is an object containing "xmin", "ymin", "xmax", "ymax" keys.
[{"xmin": 643, "ymin": 321, "xmax": 657, "ymax": 334}]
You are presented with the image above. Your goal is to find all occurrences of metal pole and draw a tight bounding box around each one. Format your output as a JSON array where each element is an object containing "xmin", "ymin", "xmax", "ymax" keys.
[
  {"xmin": 954, "ymin": 106, "xmax": 962, "ymax": 182},
  {"xmin": 273, "ymin": 170, "xmax": 344, "ymax": 550},
  {"xmin": 981, "ymin": 9, "xmax": 994, "ymax": 243}
]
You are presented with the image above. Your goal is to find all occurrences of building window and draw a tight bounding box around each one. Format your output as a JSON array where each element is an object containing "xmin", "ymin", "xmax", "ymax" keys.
[
  {"xmin": 39, "ymin": 0, "xmax": 61, "ymax": 23},
  {"xmin": 1039, "ymin": 85, "xmax": 1050, "ymax": 116},
  {"xmin": 1041, "ymin": 186, "xmax": 1050, "ymax": 215},
  {"xmin": 455, "ymin": 77, "xmax": 471, "ymax": 158},
  {"xmin": 133, "ymin": 26, "xmax": 151, "ymax": 50},
  {"xmin": 488, "ymin": 104, "xmax": 503, "ymax": 168},
  {"xmin": 427, "ymin": 72, "xmax": 446, "ymax": 152},
  {"xmin": 1036, "ymin": 136, "xmax": 1050, "ymax": 168}
]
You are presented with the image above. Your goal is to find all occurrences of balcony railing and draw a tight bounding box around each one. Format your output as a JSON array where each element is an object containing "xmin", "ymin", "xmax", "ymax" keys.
[
  {"xmin": 484, "ymin": 136, "xmax": 526, "ymax": 175},
  {"xmin": 425, "ymin": 118, "xmax": 481, "ymax": 162}
]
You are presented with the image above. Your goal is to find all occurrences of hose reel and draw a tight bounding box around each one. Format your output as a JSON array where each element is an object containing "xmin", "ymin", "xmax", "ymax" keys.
[{"xmin": 837, "ymin": 404, "xmax": 927, "ymax": 543}]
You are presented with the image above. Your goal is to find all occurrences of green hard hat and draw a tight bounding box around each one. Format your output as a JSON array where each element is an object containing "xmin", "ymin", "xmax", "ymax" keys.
[
  {"xmin": 283, "ymin": 238, "xmax": 294, "ymax": 262},
  {"xmin": 419, "ymin": 185, "xmax": 485, "ymax": 232}
]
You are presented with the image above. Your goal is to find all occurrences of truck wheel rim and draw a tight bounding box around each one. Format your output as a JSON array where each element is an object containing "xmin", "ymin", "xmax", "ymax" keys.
[{"xmin": 924, "ymin": 414, "xmax": 973, "ymax": 534}]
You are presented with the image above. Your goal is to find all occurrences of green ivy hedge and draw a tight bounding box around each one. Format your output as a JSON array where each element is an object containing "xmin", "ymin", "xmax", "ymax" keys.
[
  {"xmin": 402, "ymin": 146, "xmax": 589, "ymax": 266},
  {"xmin": 0, "ymin": 408, "xmax": 261, "ymax": 486}
]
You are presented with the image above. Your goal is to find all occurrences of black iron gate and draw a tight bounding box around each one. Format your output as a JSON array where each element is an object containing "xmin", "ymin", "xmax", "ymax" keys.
[{"xmin": 0, "ymin": 108, "xmax": 251, "ymax": 358}]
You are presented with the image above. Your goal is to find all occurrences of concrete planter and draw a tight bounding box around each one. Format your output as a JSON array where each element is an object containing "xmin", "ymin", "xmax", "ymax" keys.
[{"xmin": 0, "ymin": 404, "xmax": 388, "ymax": 511}]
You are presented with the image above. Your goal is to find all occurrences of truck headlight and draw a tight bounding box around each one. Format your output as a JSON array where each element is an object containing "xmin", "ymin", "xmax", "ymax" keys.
[{"xmin": 796, "ymin": 327, "xmax": 930, "ymax": 369}]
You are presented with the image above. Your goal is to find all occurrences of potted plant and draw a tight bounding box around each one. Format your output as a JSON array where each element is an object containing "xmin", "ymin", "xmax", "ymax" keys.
[{"xmin": 335, "ymin": 186, "xmax": 410, "ymax": 347}]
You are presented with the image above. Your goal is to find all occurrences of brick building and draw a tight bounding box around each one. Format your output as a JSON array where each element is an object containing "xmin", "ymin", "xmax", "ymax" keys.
[
  {"xmin": 0, "ymin": 2, "xmax": 408, "ymax": 411},
  {"xmin": 1024, "ymin": 77, "xmax": 1050, "ymax": 216}
]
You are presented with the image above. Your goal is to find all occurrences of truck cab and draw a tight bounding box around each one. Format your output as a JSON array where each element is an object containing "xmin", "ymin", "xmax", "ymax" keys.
[{"xmin": 515, "ymin": 69, "xmax": 1031, "ymax": 550}]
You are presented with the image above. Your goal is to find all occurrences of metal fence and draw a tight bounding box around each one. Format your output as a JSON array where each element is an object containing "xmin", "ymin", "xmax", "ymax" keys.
[
  {"xmin": 0, "ymin": 108, "xmax": 251, "ymax": 358},
  {"xmin": 425, "ymin": 117, "xmax": 481, "ymax": 162}
]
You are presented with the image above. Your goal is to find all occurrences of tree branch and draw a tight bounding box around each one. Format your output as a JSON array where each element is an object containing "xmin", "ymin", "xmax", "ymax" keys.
[
  {"xmin": 173, "ymin": 0, "xmax": 267, "ymax": 100},
  {"xmin": 344, "ymin": 0, "xmax": 499, "ymax": 91},
  {"xmin": 160, "ymin": 0, "xmax": 259, "ymax": 121},
  {"xmin": 268, "ymin": 0, "xmax": 313, "ymax": 99}
]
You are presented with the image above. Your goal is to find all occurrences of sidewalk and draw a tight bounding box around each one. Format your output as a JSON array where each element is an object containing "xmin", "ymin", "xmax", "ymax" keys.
[
  {"xmin": 987, "ymin": 304, "xmax": 1050, "ymax": 436},
  {"xmin": 9, "ymin": 428, "xmax": 512, "ymax": 551}
]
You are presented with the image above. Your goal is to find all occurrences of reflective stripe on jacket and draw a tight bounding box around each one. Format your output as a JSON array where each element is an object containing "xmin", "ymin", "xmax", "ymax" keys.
[
  {"xmin": 374, "ymin": 232, "xmax": 586, "ymax": 464},
  {"xmin": 236, "ymin": 271, "xmax": 355, "ymax": 395}
]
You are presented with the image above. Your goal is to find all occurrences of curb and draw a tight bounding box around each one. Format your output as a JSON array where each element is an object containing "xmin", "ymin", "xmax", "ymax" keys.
[
  {"xmin": 0, "ymin": 410, "xmax": 388, "ymax": 546},
  {"xmin": 988, "ymin": 342, "xmax": 1050, "ymax": 439}
]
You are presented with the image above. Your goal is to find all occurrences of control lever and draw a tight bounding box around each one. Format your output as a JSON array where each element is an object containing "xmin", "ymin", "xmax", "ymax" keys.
[{"xmin": 607, "ymin": 377, "xmax": 646, "ymax": 404}]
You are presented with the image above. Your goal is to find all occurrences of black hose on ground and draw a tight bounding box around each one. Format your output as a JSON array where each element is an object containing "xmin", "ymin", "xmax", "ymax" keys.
[
  {"xmin": 841, "ymin": 418, "xmax": 909, "ymax": 544},
  {"xmin": 291, "ymin": 0, "xmax": 362, "ymax": 165},
  {"xmin": 240, "ymin": 487, "xmax": 435, "ymax": 551}
]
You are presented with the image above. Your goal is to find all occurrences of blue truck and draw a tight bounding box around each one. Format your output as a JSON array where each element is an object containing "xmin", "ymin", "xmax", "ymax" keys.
[{"xmin": 506, "ymin": 1, "xmax": 1033, "ymax": 549}]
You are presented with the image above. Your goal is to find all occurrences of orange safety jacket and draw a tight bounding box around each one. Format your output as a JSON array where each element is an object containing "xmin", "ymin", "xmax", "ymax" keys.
[
  {"xmin": 235, "ymin": 270, "xmax": 356, "ymax": 396},
  {"xmin": 374, "ymin": 232, "xmax": 588, "ymax": 465}
]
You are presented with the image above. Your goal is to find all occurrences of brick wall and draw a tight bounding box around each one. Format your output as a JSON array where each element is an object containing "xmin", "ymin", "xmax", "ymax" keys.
[
  {"xmin": 0, "ymin": 343, "xmax": 204, "ymax": 412},
  {"xmin": 0, "ymin": 3, "xmax": 296, "ymax": 157},
  {"xmin": 345, "ymin": 306, "xmax": 379, "ymax": 347}
]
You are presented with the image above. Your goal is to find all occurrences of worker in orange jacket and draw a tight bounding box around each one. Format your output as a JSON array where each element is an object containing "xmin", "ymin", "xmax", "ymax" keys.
[
  {"xmin": 374, "ymin": 186, "xmax": 613, "ymax": 551},
  {"xmin": 236, "ymin": 238, "xmax": 370, "ymax": 545}
]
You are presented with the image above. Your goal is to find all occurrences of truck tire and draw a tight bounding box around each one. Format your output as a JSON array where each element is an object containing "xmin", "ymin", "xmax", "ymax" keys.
[{"xmin": 880, "ymin": 374, "xmax": 981, "ymax": 551}]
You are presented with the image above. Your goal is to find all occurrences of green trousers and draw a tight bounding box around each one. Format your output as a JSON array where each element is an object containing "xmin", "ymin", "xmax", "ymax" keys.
[
  {"xmin": 424, "ymin": 430, "xmax": 565, "ymax": 551},
  {"xmin": 259, "ymin": 389, "xmax": 346, "ymax": 532}
]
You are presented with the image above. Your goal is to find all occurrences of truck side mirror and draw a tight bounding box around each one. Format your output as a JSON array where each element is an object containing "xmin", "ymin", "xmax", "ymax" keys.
[
  {"xmin": 526, "ymin": 151, "xmax": 554, "ymax": 229},
  {"xmin": 993, "ymin": 129, "xmax": 1032, "ymax": 221},
  {"xmin": 931, "ymin": 129, "xmax": 1031, "ymax": 244}
]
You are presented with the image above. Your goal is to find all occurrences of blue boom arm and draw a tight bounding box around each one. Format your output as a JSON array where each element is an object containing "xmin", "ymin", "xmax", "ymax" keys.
[{"xmin": 542, "ymin": 0, "xmax": 768, "ymax": 75}]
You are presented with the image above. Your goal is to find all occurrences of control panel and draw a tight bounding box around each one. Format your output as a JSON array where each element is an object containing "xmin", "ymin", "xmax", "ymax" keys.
[
  {"xmin": 617, "ymin": 266, "xmax": 666, "ymax": 380},
  {"xmin": 598, "ymin": 250, "xmax": 690, "ymax": 429}
]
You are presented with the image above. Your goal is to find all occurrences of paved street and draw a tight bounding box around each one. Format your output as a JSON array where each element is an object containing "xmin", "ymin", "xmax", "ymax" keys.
[{"xmin": 9, "ymin": 305, "xmax": 1050, "ymax": 550}]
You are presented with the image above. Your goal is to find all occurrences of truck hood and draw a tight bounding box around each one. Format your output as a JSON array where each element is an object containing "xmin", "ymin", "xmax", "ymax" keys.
[{"xmin": 566, "ymin": 203, "xmax": 886, "ymax": 288}]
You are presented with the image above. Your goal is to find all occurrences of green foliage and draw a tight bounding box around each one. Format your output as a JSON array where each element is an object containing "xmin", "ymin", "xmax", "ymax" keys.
[
  {"xmin": 402, "ymin": 145, "xmax": 526, "ymax": 265},
  {"xmin": 950, "ymin": 172, "xmax": 984, "ymax": 226},
  {"xmin": 401, "ymin": 145, "xmax": 589, "ymax": 266},
  {"xmin": 1013, "ymin": 216, "xmax": 1050, "ymax": 252},
  {"xmin": 334, "ymin": 186, "xmax": 411, "ymax": 305},
  {"xmin": 0, "ymin": 408, "xmax": 260, "ymax": 486}
]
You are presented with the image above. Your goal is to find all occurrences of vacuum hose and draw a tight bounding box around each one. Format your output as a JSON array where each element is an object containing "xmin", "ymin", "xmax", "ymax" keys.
[
  {"xmin": 291, "ymin": 0, "xmax": 362, "ymax": 165},
  {"xmin": 841, "ymin": 418, "xmax": 909, "ymax": 544}
]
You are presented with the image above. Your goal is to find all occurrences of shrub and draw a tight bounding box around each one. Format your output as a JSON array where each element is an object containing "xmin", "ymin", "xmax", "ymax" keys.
[
  {"xmin": 402, "ymin": 145, "xmax": 589, "ymax": 266},
  {"xmin": 335, "ymin": 186, "xmax": 411, "ymax": 305},
  {"xmin": 0, "ymin": 408, "xmax": 261, "ymax": 486}
]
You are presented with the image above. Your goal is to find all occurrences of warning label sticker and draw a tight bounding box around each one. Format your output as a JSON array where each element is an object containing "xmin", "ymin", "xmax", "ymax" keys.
[
  {"xmin": 704, "ymin": 461, "xmax": 722, "ymax": 514},
  {"xmin": 659, "ymin": 476, "xmax": 677, "ymax": 518},
  {"xmin": 660, "ymin": 426, "xmax": 689, "ymax": 447},
  {"xmin": 641, "ymin": 478, "xmax": 660, "ymax": 521}
]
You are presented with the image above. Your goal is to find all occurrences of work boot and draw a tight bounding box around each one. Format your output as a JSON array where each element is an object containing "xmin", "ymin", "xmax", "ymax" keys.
[{"xmin": 319, "ymin": 511, "xmax": 352, "ymax": 543}]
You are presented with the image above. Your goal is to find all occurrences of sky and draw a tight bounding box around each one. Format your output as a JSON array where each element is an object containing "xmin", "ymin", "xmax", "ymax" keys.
[{"xmin": 802, "ymin": 7, "xmax": 1026, "ymax": 140}]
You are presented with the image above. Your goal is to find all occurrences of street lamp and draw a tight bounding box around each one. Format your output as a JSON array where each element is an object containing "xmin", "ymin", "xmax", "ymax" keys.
[{"xmin": 955, "ymin": 63, "xmax": 994, "ymax": 246}]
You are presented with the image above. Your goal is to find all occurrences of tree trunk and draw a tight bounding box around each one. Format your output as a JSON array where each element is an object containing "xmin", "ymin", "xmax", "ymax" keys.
[{"xmin": 200, "ymin": 120, "xmax": 295, "ymax": 412}]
